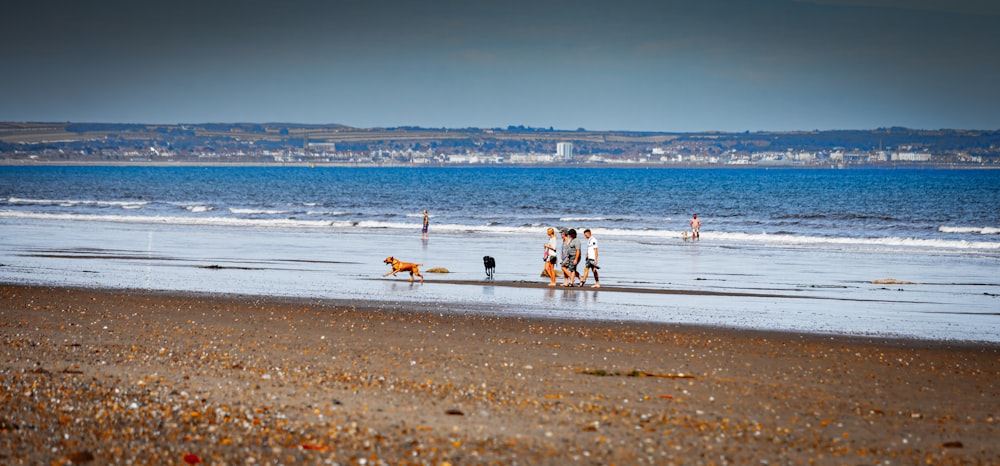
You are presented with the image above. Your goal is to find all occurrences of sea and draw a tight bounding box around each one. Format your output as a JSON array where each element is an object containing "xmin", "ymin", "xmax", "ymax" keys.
[{"xmin": 1, "ymin": 166, "xmax": 998, "ymax": 342}]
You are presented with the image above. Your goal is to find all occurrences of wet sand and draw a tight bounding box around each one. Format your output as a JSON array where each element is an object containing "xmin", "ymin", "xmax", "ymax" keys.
[
  {"xmin": 406, "ymin": 278, "xmax": 902, "ymax": 302},
  {"xmin": 1, "ymin": 284, "xmax": 997, "ymax": 465}
]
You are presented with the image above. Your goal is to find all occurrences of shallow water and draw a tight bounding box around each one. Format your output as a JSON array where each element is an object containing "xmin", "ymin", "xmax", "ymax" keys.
[{"xmin": 2, "ymin": 216, "xmax": 997, "ymax": 342}]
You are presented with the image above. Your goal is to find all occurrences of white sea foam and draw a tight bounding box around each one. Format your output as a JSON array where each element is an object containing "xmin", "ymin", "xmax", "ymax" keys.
[
  {"xmin": 596, "ymin": 227, "xmax": 1000, "ymax": 251},
  {"xmin": 2, "ymin": 210, "xmax": 998, "ymax": 252},
  {"xmin": 7, "ymin": 197, "xmax": 148, "ymax": 209},
  {"xmin": 230, "ymin": 208, "xmax": 290, "ymax": 215},
  {"xmin": 701, "ymin": 231, "xmax": 1000, "ymax": 251},
  {"xmin": 331, "ymin": 220, "xmax": 420, "ymax": 229},
  {"xmin": 939, "ymin": 225, "xmax": 1000, "ymax": 235},
  {"xmin": 559, "ymin": 216, "xmax": 648, "ymax": 223},
  {"xmin": 307, "ymin": 210, "xmax": 352, "ymax": 216},
  {"xmin": 0, "ymin": 211, "xmax": 330, "ymax": 229}
]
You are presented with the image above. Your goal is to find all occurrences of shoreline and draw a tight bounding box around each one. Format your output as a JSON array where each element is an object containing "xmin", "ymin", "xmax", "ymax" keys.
[
  {"xmin": 2, "ymin": 160, "xmax": 996, "ymax": 170},
  {"xmin": 376, "ymin": 277, "xmax": 931, "ymax": 303},
  {"xmin": 3, "ymin": 211, "xmax": 999, "ymax": 343},
  {"xmin": 2, "ymin": 284, "xmax": 997, "ymax": 464}
]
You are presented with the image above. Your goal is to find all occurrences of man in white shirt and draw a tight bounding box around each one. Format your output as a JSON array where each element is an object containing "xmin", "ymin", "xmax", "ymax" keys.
[{"xmin": 580, "ymin": 229, "xmax": 600, "ymax": 288}]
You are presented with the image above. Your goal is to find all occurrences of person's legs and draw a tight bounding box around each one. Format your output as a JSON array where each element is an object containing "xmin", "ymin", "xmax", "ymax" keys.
[{"xmin": 561, "ymin": 260, "xmax": 574, "ymax": 286}]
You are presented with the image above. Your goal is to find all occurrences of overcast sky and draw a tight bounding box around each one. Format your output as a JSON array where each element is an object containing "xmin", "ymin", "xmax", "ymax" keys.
[{"xmin": 1, "ymin": 0, "xmax": 998, "ymax": 132}]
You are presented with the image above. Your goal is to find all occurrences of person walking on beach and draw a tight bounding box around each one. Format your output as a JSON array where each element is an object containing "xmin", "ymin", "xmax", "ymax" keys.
[
  {"xmin": 543, "ymin": 228, "xmax": 559, "ymax": 286},
  {"xmin": 689, "ymin": 213, "xmax": 701, "ymax": 239},
  {"xmin": 558, "ymin": 229, "xmax": 569, "ymax": 284},
  {"xmin": 559, "ymin": 228, "xmax": 569, "ymax": 263},
  {"xmin": 422, "ymin": 210, "xmax": 429, "ymax": 237},
  {"xmin": 561, "ymin": 229, "xmax": 581, "ymax": 287},
  {"xmin": 580, "ymin": 229, "xmax": 600, "ymax": 288}
]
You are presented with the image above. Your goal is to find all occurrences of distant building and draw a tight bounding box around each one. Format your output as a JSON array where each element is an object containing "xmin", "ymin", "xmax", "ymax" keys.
[
  {"xmin": 556, "ymin": 142, "xmax": 573, "ymax": 161},
  {"xmin": 509, "ymin": 153, "xmax": 556, "ymax": 164},
  {"xmin": 891, "ymin": 152, "xmax": 932, "ymax": 162}
]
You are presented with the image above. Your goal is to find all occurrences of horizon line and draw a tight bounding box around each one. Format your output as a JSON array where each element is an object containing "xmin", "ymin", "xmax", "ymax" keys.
[{"xmin": 3, "ymin": 121, "xmax": 997, "ymax": 134}]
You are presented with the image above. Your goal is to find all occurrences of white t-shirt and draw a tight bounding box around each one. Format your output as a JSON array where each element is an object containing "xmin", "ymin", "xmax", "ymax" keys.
[
  {"xmin": 546, "ymin": 236, "xmax": 558, "ymax": 259},
  {"xmin": 586, "ymin": 236, "xmax": 598, "ymax": 260}
]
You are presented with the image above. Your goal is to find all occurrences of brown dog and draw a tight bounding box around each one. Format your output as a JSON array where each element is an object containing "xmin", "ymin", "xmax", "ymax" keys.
[{"xmin": 383, "ymin": 256, "xmax": 424, "ymax": 282}]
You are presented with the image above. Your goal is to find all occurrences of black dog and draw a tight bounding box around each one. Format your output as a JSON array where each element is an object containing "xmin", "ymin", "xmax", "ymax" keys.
[{"xmin": 483, "ymin": 256, "xmax": 496, "ymax": 280}]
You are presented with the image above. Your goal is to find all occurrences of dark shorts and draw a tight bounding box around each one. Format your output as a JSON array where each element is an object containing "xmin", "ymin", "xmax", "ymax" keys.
[
  {"xmin": 562, "ymin": 260, "xmax": 577, "ymax": 273},
  {"xmin": 547, "ymin": 256, "xmax": 557, "ymax": 264},
  {"xmin": 586, "ymin": 259, "xmax": 600, "ymax": 270}
]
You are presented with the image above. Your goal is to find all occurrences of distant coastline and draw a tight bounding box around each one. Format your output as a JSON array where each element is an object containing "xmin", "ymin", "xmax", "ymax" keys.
[
  {"xmin": 0, "ymin": 159, "xmax": 1000, "ymax": 170},
  {"xmin": 1, "ymin": 159, "xmax": 995, "ymax": 170},
  {"xmin": 2, "ymin": 121, "xmax": 997, "ymax": 167}
]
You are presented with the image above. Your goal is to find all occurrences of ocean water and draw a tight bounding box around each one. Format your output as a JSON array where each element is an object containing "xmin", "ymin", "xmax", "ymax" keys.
[{"xmin": 1, "ymin": 166, "xmax": 998, "ymax": 341}]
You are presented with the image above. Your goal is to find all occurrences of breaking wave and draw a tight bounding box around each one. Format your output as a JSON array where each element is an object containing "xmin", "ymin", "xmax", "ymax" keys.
[
  {"xmin": 3, "ymin": 210, "xmax": 997, "ymax": 252},
  {"xmin": 939, "ymin": 226, "xmax": 1000, "ymax": 235}
]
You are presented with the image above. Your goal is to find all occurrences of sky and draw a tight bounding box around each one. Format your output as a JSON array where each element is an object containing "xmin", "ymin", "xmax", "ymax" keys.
[{"xmin": 1, "ymin": 0, "xmax": 998, "ymax": 132}]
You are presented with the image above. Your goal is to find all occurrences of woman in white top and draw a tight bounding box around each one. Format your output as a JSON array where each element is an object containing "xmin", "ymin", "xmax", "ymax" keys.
[{"xmin": 543, "ymin": 228, "xmax": 559, "ymax": 286}]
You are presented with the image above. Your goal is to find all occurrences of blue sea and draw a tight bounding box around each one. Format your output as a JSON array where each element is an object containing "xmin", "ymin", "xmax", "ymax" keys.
[{"xmin": 2, "ymin": 166, "xmax": 998, "ymax": 341}]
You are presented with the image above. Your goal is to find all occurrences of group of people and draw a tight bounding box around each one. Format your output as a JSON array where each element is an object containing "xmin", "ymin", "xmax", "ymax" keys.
[
  {"xmin": 541, "ymin": 214, "xmax": 701, "ymax": 288},
  {"xmin": 424, "ymin": 209, "xmax": 702, "ymax": 288},
  {"xmin": 543, "ymin": 227, "xmax": 600, "ymax": 288}
]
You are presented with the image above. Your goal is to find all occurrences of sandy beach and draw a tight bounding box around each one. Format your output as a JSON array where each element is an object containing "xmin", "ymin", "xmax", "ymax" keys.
[{"xmin": 1, "ymin": 284, "xmax": 997, "ymax": 465}]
